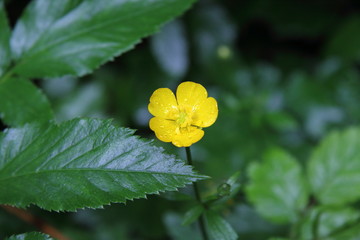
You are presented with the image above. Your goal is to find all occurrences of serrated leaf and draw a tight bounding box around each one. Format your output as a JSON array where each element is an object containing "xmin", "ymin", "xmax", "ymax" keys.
[
  {"xmin": 10, "ymin": 0, "xmax": 82, "ymax": 60},
  {"xmin": 10, "ymin": 0, "xmax": 196, "ymax": 78},
  {"xmin": 246, "ymin": 148, "xmax": 308, "ymax": 224},
  {"xmin": 6, "ymin": 232, "xmax": 54, "ymax": 240},
  {"xmin": 182, "ymin": 205, "xmax": 204, "ymax": 226},
  {"xmin": 298, "ymin": 206, "xmax": 360, "ymax": 240},
  {"xmin": 204, "ymin": 210, "xmax": 238, "ymax": 240},
  {"xmin": 0, "ymin": 118, "xmax": 207, "ymax": 211},
  {"xmin": 0, "ymin": 78, "xmax": 54, "ymax": 126},
  {"xmin": 307, "ymin": 127, "xmax": 360, "ymax": 205},
  {"xmin": 0, "ymin": 0, "xmax": 11, "ymax": 77}
]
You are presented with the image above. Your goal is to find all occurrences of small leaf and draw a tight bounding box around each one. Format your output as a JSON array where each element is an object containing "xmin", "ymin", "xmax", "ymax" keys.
[
  {"xmin": 208, "ymin": 171, "xmax": 241, "ymax": 208},
  {"xmin": 0, "ymin": 0, "xmax": 11, "ymax": 77},
  {"xmin": 6, "ymin": 232, "xmax": 54, "ymax": 240},
  {"xmin": 298, "ymin": 206, "xmax": 360, "ymax": 240},
  {"xmin": 151, "ymin": 20, "xmax": 188, "ymax": 78},
  {"xmin": 11, "ymin": 0, "xmax": 196, "ymax": 78},
  {"xmin": 0, "ymin": 118, "xmax": 207, "ymax": 211},
  {"xmin": 0, "ymin": 78, "xmax": 54, "ymax": 126},
  {"xmin": 182, "ymin": 205, "xmax": 204, "ymax": 226},
  {"xmin": 246, "ymin": 148, "xmax": 308, "ymax": 223},
  {"xmin": 225, "ymin": 171, "xmax": 241, "ymax": 196},
  {"xmin": 204, "ymin": 210, "xmax": 238, "ymax": 240},
  {"xmin": 307, "ymin": 127, "xmax": 360, "ymax": 205}
]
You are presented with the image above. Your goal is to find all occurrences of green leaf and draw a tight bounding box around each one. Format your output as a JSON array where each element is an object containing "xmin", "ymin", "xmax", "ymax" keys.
[
  {"xmin": 246, "ymin": 148, "xmax": 308, "ymax": 223},
  {"xmin": 298, "ymin": 206, "xmax": 360, "ymax": 240},
  {"xmin": 204, "ymin": 210, "xmax": 238, "ymax": 240},
  {"xmin": 327, "ymin": 223, "xmax": 360, "ymax": 240},
  {"xmin": 207, "ymin": 171, "xmax": 241, "ymax": 208},
  {"xmin": 224, "ymin": 170, "xmax": 241, "ymax": 197},
  {"xmin": 0, "ymin": 0, "xmax": 11, "ymax": 77},
  {"xmin": 0, "ymin": 78, "xmax": 54, "ymax": 126},
  {"xmin": 307, "ymin": 127, "xmax": 360, "ymax": 205},
  {"xmin": 182, "ymin": 205, "xmax": 204, "ymax": 226},
  {"xmin": 164, "ymin": 212, "xmax": 202, "ymax": 240},
  {"xmin": 0, "ymin": 118, "xmax": 207, "ymax": 211},
  {"xmin": 11, "ymin": 0, "xmax": 196, "ymax": 78},
  {"xmin": 6, "ymin": 232, "xmax": 54, "ymax": 240},
  {"xmin": 10, "ymin": 0, "xmax": 82, "ymax": 60}
]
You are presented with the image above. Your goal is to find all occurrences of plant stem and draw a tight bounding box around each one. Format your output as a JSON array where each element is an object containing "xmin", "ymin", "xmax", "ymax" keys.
[
  {"xmin": 185, "ymin": 147, "xmax": 209, "ymax": 240},
  {"xmin": 1, "ymin": 205, "xmax": 70, "ymax": 240},
  {"xmin": 0, "ymin": 67, "xmax": 14, "ymax": 84}
]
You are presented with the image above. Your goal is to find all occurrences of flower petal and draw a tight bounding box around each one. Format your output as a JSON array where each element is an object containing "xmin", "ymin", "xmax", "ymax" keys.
[
  {"xmin": 193, "ymin": 97, "xmax": 218, "ymax": 127},
  {"xmin": 148, "ymin": 88, "xmax": 178, "ymax": 119},
  {"xmin": 149, "ymin": 117, "xmax": 177, "ymax": 143},
  {"xmin": 176, "ymin": 82, "xmax": 208, "ymax": 109},
  {"xmin": 172, "ymin": 127, "xmax": 204, "ymax": 147}
]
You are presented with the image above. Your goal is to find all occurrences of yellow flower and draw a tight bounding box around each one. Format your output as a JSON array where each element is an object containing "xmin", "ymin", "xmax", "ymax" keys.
[{"xmin": 148, "ymin": 81, "xmax": 218, "ymax": 147}]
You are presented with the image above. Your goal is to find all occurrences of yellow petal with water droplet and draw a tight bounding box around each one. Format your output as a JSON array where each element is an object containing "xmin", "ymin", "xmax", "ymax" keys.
[
  {"xmin": 193, "ymin": 97, "xmax": 218, "ymax": 127},
  {"xmin": 148, "ymin": 88, "xmax": 178, "ymax": 119},
  {"xmin": 172, "ymin": 127, "xmax": 204, "ymax": 147},
  {"xmin": 149, "ymin": 117, "xmax": 177, "ymax": 142},
  {"xmin": 176, "ymin": 82, "xmax": 207, "ymax": 110}
]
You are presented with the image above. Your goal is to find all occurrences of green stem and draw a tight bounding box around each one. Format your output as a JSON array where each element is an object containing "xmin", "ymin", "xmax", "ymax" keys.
[
  {"xmin": 0, "ymin": 67, "xmax": 14, "ymax": 84},
  {"xmin": 185, "ymin": 147, "xmax": 209, "ymax": 240}
]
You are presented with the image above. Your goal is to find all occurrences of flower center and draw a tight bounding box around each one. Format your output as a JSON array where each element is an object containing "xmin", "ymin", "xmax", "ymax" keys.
[{"xmin": 176, "ymin": 111, "xmax": 188, "ymax": 126}]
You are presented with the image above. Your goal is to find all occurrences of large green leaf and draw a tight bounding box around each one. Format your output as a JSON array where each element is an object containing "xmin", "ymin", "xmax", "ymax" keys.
[
  {"xmin": 307, "ymin": 127, "xmax": 360, "ymax": 205},
  {"xmin": 10, "ymin": 0, "xmax": 82, "ymax": 60},
  {"xmin": 0, "ymin": 118, "xmax": 207, "ymax": 211},
  {"xmin": 246, "ymin": 148, "xmax": 308, "ymax": 223},
  {"xmin": 6, "ymin": 232, "xmax": 54, "ymax": 240},
  {"xmin": 0, "ymin": 0, "xmax": 11, "ymax": 77},
  {"xmin": 10, "ymin": 0, "xmax": 196, "ymax": 78},
  {"xmin": 0, "ymin": 78, "xmax": 54, "ymax": 126},
  {"xmin": 204, "ymin": 210, "xmax": 238, "ymax": 240}
]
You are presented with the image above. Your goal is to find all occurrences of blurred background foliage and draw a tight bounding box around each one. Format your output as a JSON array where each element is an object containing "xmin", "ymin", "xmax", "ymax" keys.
[{"xmin": 1, "ymin": 0, "xmax": 360, "ymax": 239}]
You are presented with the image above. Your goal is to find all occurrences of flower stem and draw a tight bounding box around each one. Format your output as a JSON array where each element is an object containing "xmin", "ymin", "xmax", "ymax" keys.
[{"xmin": 185, "ymin": 147, "xmax": 209, "ymax": 240}]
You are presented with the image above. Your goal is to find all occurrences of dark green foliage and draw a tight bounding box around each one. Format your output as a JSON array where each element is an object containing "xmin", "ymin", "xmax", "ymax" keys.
[{"xmin": 1, "ymin": 0, "xmax": 360, "ymax": 239}]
